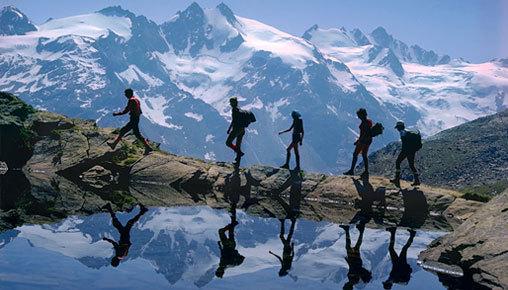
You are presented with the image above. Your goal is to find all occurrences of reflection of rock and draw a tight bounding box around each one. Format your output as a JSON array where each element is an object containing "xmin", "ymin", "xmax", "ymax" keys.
[
  {"xmin": 80, "ymin": 165, "xmax": 114, "ymax": 189},
  {"xmin": 419, "ymin": 190, "xmax": 508, "ymax": 289}
]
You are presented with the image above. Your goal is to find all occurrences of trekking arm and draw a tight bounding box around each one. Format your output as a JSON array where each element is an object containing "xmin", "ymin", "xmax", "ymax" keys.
[
  {"xmin": 114, "ymin": 105, "xmax": 129, "ymax": 116},
  {"xmin": 227, "ymin": 122, "xmax": 233, "ymax": 134},
  {"xmin": 279, "ymin": 124, "xmax": 293, "ymax": 135},
  {"xmin": 269, "ymin": 251, "xmax": 283, "ymax": 262},
  {"xmin": 102, "ymin": 237, "xmax": 118, "ymax": 247}
]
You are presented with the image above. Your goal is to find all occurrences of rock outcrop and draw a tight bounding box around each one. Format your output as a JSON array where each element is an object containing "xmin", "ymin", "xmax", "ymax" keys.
[{"xmin": 419, "ymin": 190, "xmax": 508, "ymax": 289}]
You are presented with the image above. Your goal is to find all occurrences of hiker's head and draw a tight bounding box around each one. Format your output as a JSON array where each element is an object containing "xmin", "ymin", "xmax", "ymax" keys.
[
  {"xmin": 291, "ymin": 111, "xmax": 301, "ymax": 119},
  {"xmin": 356, "ymin": 108, "xmax": 367, "ymax": 119},
  {"xmin": 383, "ymin": 280, "xmax": 393, "ymax": 289},
  {"xmin": 111, "ymin": 257, "xmax": 120, "ymax": 267},
  {"xmin": 124, "ymin": 88, "xmax": 134, "ymax": 98},
  {"xmin": 229, "ymin": 97, "xmax": 238, "ymax": 108},
  {"xmin": 215, "ymin": 267, "xmax": 225, "ymax": 278},
  {"xmin": 395, "ymin": 121, "xmax": 405, "ymax": 131}
]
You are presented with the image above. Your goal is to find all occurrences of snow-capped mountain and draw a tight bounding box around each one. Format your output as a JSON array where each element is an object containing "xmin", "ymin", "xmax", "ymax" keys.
[
  {"xmin": 303, "ymin": 25, "xmax": 508, "ymax": 135},
  {"xmin": 0, "ymin": 206, "xmax": 446, "ymax": 289},
  {"xmin": 0, "ymin": 4, "xmax": 506, "ymax": 172}
]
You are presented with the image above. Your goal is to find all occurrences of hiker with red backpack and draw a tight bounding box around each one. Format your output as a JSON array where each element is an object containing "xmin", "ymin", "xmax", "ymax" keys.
[
  {"xmin": 279, "ymin": 111, "xmax": 304, "ymax": 171},
  {"xmin": 344, "ymin": 108, "xmax": 383, "ymax": 179},
  {"xmin": 390, "ymin": 121, "xmax": 422, "ymax": 187},
  {"xmin": 107, "ymin": 89, "xmax": 153, "ymax": 155},
  {"xmin": 226, "ymin": 97, "xmax": 256, "ymax": 164}
]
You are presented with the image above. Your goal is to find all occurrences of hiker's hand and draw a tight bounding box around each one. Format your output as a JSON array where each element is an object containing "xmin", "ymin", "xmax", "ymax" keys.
[
  {"xmin": 300, "ymin": 141, "xmax": 303, "ymax": 146},
  {"xmin": 227, "ymin": 129, "xmax": 231, "ymax": 134},
  {"xmin": 113, "ymin": 112, "xmax": 119, "ymax": 116},
  {"xmin": 278, "ymin": 131, "xmax": 283, "ymax": 135}
]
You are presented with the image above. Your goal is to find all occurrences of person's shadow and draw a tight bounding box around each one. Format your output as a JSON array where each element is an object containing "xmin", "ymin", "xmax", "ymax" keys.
[
  {"xmin": 215, "ymin": 199, "xmax": 245, "ymax": 278},
  {"xmin": 102, "ymin": 203, "xmax": 148, "ymax": 267},
  {"xmin": 224, "ymin": 167, "xmax": 258, "ymax": 210},
  {"xmin": 340, "ymin": 222, "xmax": 372, "ymax": 290},
  {"xmin": 382, "ymin": 227, "xmax": 416, "ymax": 289},
  {"xmin": 399, "ymin": 188, "xmax": 429, "ymax": 229},
  {"xmin": 351, "ymin": 178, "xmax": 386, "ymax": 226}
]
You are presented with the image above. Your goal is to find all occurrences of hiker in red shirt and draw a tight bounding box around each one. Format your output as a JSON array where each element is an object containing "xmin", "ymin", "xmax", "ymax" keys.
[
  {"xmin": 107, "ymin": 89, "xmax": 152, "ymax": 155},
  {"xmin": 344, "ymin": 108, "xmax": 372, "ymax": 179}
]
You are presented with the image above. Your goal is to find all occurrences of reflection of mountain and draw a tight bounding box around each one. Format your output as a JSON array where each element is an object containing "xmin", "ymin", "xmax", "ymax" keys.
[{"xmin": 0, "ymin": 206, "xmax": 446, "ymax": 289}]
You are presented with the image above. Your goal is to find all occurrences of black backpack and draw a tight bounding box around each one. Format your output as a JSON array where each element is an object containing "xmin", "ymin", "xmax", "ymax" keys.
[
  {"xmin": 405, "ymin": 130, "xmax": 423, "ymax": 151},
  {"xmin": 238, "ymin": 109, "xmax": 256, "ymax": 128},
  {"xmin": 370, "ymin": 122, "xmax": 384, "ymax": 137}
]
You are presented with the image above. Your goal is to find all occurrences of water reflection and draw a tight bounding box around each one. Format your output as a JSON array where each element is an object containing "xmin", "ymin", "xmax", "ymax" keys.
[
  {"xmin": 102, "ymin": 203, "xmax": 147, "ymax": 267},
  {"xmin": 383, "ymin": 227, "xmax": 416, "ymax": 289},
  {"xmin": 0, "ymin": 205, "xmax": 447, "ymax": 290},
  {"xmin": 341, "ymin": 223, "xmax": 372, "ymax": 289}
]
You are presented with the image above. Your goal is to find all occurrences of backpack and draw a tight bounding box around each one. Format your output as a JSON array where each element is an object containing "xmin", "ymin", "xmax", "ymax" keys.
[
  {"xmin": 370, "ymin": 122, "xmax": 384, "ymax": 137},
  {"xmin": 238, "ymin": 109, "xmax": 256, "ymax": 128},
  {"xmin": 405, "ymin": 130, "xmax": 423, "ymax": 151}
]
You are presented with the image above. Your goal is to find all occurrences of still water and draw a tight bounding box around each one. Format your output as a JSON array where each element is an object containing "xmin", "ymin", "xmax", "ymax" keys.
[{"xmin": 0, "ymin": 205, "xmax": 447, "ymax": 290}]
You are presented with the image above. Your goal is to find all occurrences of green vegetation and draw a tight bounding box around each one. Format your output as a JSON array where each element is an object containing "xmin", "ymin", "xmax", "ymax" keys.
[{"xmin": 461, "ymin": 180, "xmax": 508, "ymax": 202}]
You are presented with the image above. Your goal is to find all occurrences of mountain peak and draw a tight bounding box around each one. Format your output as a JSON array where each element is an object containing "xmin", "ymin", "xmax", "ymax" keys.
[
  {"xmin": 302, "ymin": 24, "xmax": 319, "ymax": 40},
  {"xmin": 0, "ymin": 5, "xmax": 37, "ymax": 35},
  {"xmin": 97, "ymin": 6, "xmax": 134, "ymax": 18},
  {"xmin": 370, "ymin": 26, "xmax": 393, "ymax": 47},
  {"xmin": 216, "ymin": 2, "xmax": 238, "ymax": 25}
]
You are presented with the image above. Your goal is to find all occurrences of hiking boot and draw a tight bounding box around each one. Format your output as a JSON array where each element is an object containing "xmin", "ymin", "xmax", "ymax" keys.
[
  {"xmin": 294, "ymin": 166, "xmax": 301, "ymax": 172},
  {"xmin": 390, "ymin": 178, "xmax": 401, "ymax": 188},
  {"xmin": 386, "ymin": 226, "xmax": 397, "ymax": 234},
  {"xmin": 280, "ymin": 164, "xmax": 290, "ymax": 169},
  {"xmin": 339, "ymin": 224, "xmax": 350, "ymax": 231},
  {"xmin": 360, "ymin": 171, "xmax": 369, "ymax": 179},
  {"xmin": 107, "ymin": 141, "xmax": 117, "ymax": 150},
  {"xmin": 343, "ymin": 169, "xmax": 354, "ymax": 176},
  {"xmin": 101, "ymin": 203, "xmax": 113, "ymax": 212},
  {"xmin": 139, "ymin": 203, "xmax": 148, "ymax": 214},
  {"xmin": 237, "ymin": 150, "xmax": 245, "ymax": 157},
  {"xmin": 411, "ymin": 174, "xmax": 421, "ymax": 187},
  {"xmin": 232, "ymin": 220, "xmax": 239, "ymax": 227},
  {"xmin": 144, "ymin": 146, "xmax": 153, "ymax": 155}
]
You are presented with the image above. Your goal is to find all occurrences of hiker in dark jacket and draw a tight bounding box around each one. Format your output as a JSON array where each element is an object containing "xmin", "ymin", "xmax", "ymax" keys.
[
  {"xmin": 382, "ymin": 227, "xmax": 416, "ymax": 289},
  {"xmin": 102, "ymin": 203, "xmax": 148, "ymax": 267},
  {"xmin": 226, "ymin": 97, "xmax": 245, "ymax": 162},
  {"xmin": 344, "ymin": 108, "xmax": 372, "ymax": 179},
  {"xmin": 279, "ymin": 111, "xmax": 304, "ymax": 170},
  {"xmin": 107, "ymin": 88, "xmax": 152, "ymax": 155},
  {"xmin": 390, "ymin": 121, "xmax": 421, "ymax": 187}
]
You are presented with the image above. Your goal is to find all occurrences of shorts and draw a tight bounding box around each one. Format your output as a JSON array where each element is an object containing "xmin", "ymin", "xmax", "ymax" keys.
[
  {"xmin": 292, "ymin": 133, "xmax": 302, "ymax": 144},
  {"xmin": 354, "ymin": 142, "xmax": 370, "ymax": 155}
]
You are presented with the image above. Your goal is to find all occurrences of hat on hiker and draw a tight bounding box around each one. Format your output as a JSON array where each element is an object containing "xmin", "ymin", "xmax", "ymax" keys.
[{"xmin": 395, "ymin": 121, "xmax": 405, "ymax": 129}]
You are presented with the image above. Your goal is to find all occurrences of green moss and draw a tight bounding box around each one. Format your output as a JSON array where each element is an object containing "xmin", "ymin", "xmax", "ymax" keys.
[
  {"xmin": 106, "ymin": 190, "xmax": 137, "ymax": 207},
  {"xmin": 460, "ymin": 180, "xmax": 508, "ymax": 202}
]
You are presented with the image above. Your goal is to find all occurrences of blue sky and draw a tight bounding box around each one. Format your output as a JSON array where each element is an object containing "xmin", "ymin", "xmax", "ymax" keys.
[{"xmin": 1, "ymin": 0, "xmax": 506, "ymax": 62}]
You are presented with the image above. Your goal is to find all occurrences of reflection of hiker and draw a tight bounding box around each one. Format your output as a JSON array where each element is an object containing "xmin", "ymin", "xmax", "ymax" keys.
[
  {"xmin": 279, "ymin": 111, "xmax": 304, "ymax": 171},
  {"xmin": 269, "ymin": 218, "xmax": 296, "ymax": 276},
  {"xmin": 216, "ymin": 206, "xmax": 245, "ymax": 278},
  {"xmin": 340, "ymin": 223, "xmax": 372, "ymax": 290},
  {"xmin": 390, "ymin": 122, "xmax": 422, "ymax": 188},
  {"xmin": 102, "ymin": 203, "xmax": 148, "ymax": 267},
  {"xmin": 383, "ymin": 227, "xmax": 416, "ymax": 289},
  {"xmin": 107, "ymin": 89, "xmax": 153, "ymax": 155},
  {"xmin": 344, "ymin": 108, "xmax": 372, "ymax": 179}
]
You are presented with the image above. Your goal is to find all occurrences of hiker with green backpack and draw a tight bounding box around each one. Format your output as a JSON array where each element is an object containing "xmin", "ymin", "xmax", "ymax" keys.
[
  {"xmin": 344, "ymin": 108, "xmax": 384, "ymax": 179},
  {"xmin": 390, "ymin": 121, "xmax": 422, "ymax": 187},
  {"xmin": 226, "ymin": 97, "xmax": 256, "ymax": 164}
]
